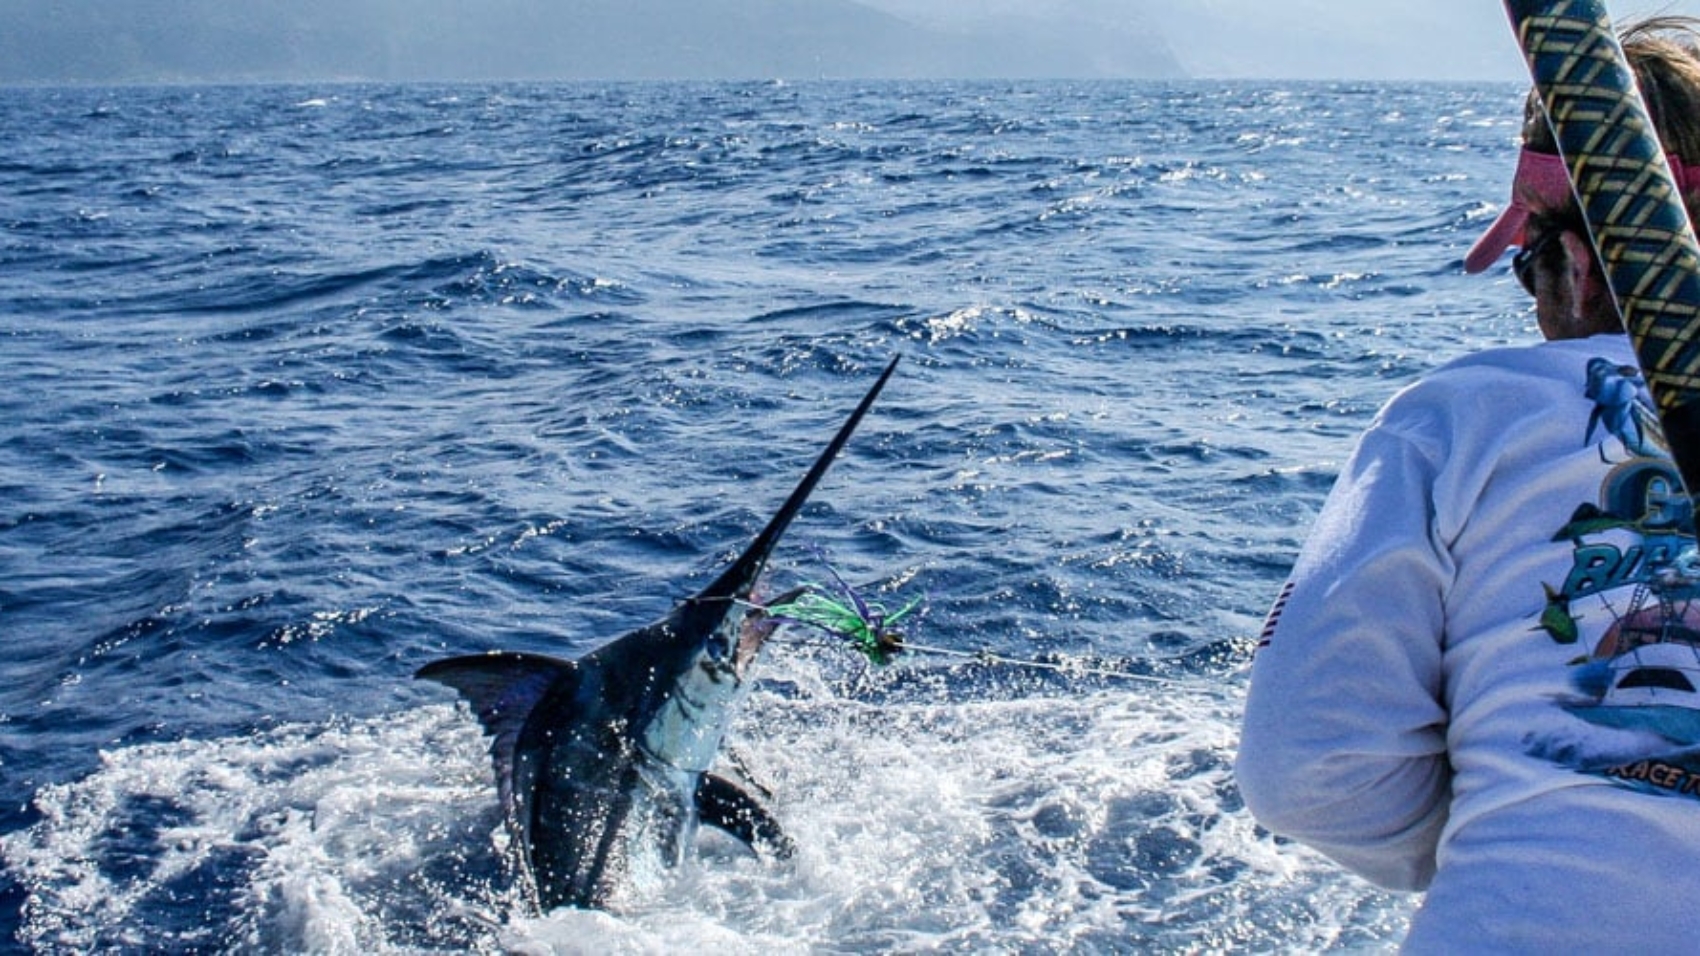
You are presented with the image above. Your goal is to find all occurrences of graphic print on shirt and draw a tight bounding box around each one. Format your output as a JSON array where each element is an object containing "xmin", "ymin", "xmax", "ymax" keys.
[{"xmin": 1534, "ymin": 357, "xmax": 1700, "ymax": 800}]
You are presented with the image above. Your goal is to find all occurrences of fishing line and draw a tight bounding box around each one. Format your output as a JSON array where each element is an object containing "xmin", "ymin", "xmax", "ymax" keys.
[
  {"xmin": 743, "ymin": 549, "xmax": 1187, "ymax": 685},
  {"xmin": 745, "ymin": 599, "xmax": 1183, "ymax": 686},
  {"xmin": 885, "ymin": 640, "xmax": 1183, "ymax": 685}
]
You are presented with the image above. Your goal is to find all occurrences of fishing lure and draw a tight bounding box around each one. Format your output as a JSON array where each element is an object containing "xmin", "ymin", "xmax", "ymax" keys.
[
  {"xmin": 760, "ymin": 562, "xmax": 1180, "ymax": 684},
  {"xmin": 763, "ymin": 562, "xmax": 923, "ymax": 666}
]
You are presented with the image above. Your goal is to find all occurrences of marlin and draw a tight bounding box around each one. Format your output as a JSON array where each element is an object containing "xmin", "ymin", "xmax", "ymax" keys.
[{"xmin": 416, "ymin": 355, "xmax": 899, "ymax": 911}]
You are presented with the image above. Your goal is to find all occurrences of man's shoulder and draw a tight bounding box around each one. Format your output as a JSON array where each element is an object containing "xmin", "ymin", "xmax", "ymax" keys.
[
  {"xmin": 1404, "ymin": 334, "xmax": 1635, "ymax": 399},
  {"xmin": 1372, "ymin": 335, "xmax": 1635, "ymax": 439}
]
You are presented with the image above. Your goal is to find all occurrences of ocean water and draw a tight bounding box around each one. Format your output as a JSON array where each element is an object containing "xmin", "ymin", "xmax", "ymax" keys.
[{"xmin": 0, "ymin": 80, "xmax": 1535, "ymax": 953}]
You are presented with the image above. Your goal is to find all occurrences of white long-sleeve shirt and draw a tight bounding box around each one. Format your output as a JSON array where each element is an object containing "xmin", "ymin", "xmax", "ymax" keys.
[{"xmin": 1237, "ymin": 333, "xmax": 1700, "ymax": 952}]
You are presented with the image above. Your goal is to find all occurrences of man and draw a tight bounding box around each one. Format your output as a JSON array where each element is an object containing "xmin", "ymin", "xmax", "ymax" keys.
[{"xmin": 1236, "ymin": 18, "xmax": 1700, "ymax": 952}]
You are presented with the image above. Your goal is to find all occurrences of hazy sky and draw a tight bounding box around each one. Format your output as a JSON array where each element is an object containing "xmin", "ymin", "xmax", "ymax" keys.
[
  {"xmin": 870, "ymin": 0, "xmax": 1700, "ymax": 81},
  {"xmin": 6, "ymin": 0, "xmax": 1700, "ymax": 83},
  {"xmin": 1175, "ymin": 0, "xmax": 1700, "ymax": 81}
]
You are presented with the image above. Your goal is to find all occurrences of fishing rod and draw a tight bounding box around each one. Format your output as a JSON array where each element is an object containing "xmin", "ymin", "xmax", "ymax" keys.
[{"xmin": 1504, "ymin": 0, "xmax": 1700, "ymax": 511}]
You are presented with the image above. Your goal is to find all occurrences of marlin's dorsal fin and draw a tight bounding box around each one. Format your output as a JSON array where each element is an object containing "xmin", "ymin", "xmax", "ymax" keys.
[
  {"xmin": 417, "ymin": 651, "xmax": 573, "ymax": 740},
  {"xmin": 694, "ymin": 772, "xmax": 796, "ymax": 859},
  {"xmin": 416, "ymin": 652, "xmax": 576, "ymax": 836}
]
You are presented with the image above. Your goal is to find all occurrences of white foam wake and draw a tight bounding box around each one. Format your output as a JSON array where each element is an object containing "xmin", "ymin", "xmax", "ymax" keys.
[{"xmin": 3, "ymin": 660, "xmax": 1409, "ymax": 953}]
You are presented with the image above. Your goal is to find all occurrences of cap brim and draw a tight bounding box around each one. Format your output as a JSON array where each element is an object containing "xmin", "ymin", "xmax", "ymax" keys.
[{"xmin": 1463, "ymin": 204, "xmax": 1527, "ymax": 274}]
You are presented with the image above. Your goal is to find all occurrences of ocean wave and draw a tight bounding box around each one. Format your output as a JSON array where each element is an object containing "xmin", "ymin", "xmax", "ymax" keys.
[{"xmin": 0, "ymin": 78, "xmax": 1529, "ymax": 948}]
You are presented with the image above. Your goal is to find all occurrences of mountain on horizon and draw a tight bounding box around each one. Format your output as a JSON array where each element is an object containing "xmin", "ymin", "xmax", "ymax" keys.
[{"xmin": 0, "ymin": 0, "xmax": 1185, "ymax": 84}]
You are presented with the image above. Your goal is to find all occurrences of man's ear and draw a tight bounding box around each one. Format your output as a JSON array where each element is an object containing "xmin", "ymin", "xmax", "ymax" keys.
[
  {"xmin": 1558, "ymin": 229, "xmax": 1614, "ymax": 325},
  {"xmin": 1559, "ymin": 230, "xmax": 1593, "ymax": 292}
]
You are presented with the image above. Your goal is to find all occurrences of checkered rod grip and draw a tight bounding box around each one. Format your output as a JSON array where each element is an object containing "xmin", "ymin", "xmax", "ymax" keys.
[{"xmin": 1507, "ymin": 0, "xmax": 1700, "ymax": 496}]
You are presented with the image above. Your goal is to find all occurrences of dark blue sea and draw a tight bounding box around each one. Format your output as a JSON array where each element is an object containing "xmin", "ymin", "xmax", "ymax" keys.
[{"xmin": 1, "ymin": 80, "xmax": 1533, "ymax": 953}]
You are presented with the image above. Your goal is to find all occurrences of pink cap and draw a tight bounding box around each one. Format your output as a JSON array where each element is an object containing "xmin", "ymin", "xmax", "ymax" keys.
[
  {"xmin": 1466, "ymin": 147, "xmax": 1700, "ymax": 274},
  {"xmin": 1464, "ymin": 149, "xmax": 1572, "ymax": 274}
]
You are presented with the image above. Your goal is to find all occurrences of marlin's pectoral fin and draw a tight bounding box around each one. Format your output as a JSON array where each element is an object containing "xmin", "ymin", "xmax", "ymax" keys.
[{"xmin": 695, "ymin": 772, "xmax": 796, "ymax": 860}]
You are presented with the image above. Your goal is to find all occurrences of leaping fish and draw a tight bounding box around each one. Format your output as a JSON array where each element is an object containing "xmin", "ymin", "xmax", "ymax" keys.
[{"xmin": 417, "ymin": 355, "xmax": 899, "ymax": 911}]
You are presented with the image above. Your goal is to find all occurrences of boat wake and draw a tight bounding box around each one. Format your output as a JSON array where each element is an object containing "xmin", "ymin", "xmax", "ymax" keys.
[{"xmin": 2, "ymin": 653, "xmax": 1409, "ymax": 952}]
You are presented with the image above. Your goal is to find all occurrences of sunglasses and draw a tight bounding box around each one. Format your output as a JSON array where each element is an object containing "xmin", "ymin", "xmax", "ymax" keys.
[{"xmin": 1511, "ymin": 225, "xmax": 1565, "ymax": 296}]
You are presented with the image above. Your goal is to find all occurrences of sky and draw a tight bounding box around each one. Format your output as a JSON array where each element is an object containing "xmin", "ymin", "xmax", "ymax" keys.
[
  {"xmin": 4, "ymin": 0, "xmax": 1700, "ymax": 84},
  {"xmin": 882, "ymin": 0, "xmax": 1700, "ymax": 82},
  {"xmin": 1138, "ymin": 0, "xmax": 1700, "ymax": 81}
]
